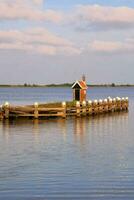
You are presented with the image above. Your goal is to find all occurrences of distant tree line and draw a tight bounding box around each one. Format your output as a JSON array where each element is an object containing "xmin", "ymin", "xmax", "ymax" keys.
[{"xmin": 0, "ymin": 83, "xmax": 134, "ymax": 87}]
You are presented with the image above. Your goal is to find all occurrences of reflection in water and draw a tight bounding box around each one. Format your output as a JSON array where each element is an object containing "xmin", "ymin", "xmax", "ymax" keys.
[
  {"xmin": 74, "ymin": 117, "xmax": 86, "ymax": 145},
  {"xmin": 1, "ymin": 111, "xmax": 129, "ymax": 145},
  {"xmin": 73, "ymin": 112, "xmax": 129, "ymax": 147},
  {"xmin": 0, "ymin": 111, "xmax": 133, "ymax": 200},
  {"xmin": 57, "ymin": 118, "xmax": 67, "ymax": 141},
  {"xmin": 2, "ymin": 119, "xmax": 10, "ymax": 144},
  {"xmin": 33, "ymin": 119, "xmax": 40, "ymax": 144}
]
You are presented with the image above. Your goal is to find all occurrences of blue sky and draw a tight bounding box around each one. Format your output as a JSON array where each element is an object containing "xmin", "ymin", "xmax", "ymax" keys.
[
  {"xmin": 0, "ymin": 0, "xmax": 134, "ymax": 84},
  {"xmin": 45, "ymin": 0, "xmax": 134, "ymax": 9}
]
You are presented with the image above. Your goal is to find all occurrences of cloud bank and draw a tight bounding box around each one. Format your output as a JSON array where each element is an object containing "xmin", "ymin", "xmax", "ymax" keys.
[
  {"xmin": 0, "ymin": 2, "xmax": 134, "ymax": 55},
  {"xmin": 71, "ymin": 4, "xmax": 134, "ymax": 31},
  {"xmin": 0, "ymin": 28, "xmax": 81, "ymax": 55},
  {"xmin": 0, "ymin": 0, "xmax": 62, "ymax": 23},
  {"xmin": 88, "ymin": 40, "xmax": 134, "ymax": 53}
]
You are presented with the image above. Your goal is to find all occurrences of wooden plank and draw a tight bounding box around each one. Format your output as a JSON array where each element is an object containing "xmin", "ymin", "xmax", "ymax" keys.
[
  {"xmin": 37, "ymin": 108, "xmax": 64, "ymax": 111},
  {"xmin": 10, "ymin": 106, "xmax": 63, "ymax": 112}
]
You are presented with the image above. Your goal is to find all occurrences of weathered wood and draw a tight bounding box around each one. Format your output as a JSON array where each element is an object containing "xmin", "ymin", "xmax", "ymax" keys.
[
  {"xmin": 34, "ymin": 102, "xmax": 39, "ymax": 119},
  {"xmin": 98, "ymin": 100, "xmax": 103, "ymax": 114},
  {"xmin": 82, "ymin": 101, "xmax": 86, "ymax": 116},
  {"xmin": 4, "ymin": 102, "xmax": 10, "ymax": 119},
  {"xmin": 76, "ymin": 101, "xmax": 80, "ymax": 117},
  {"xmin": 88, "ymin": 100, "xmax": 93, "ymax": 115},
  {"xmin": 62, "ymin": 102, "xmax": 66, "ymax": 118}
]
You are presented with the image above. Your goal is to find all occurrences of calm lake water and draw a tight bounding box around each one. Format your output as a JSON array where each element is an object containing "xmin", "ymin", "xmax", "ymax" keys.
[{"xmin": 0, "ymin": 87, "xmax": 134, "ymax": 200}]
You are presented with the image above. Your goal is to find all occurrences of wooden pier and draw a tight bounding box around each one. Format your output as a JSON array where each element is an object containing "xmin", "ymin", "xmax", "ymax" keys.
[{"xmin": 0, "ymin": 97, "xmax": 129, "ymax": 120}]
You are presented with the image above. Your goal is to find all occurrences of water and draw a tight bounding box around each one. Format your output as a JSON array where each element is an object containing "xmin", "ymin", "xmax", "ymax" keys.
[{"xmin": 0, "ymin": 87, "xmax": 134, "ymax": 200}]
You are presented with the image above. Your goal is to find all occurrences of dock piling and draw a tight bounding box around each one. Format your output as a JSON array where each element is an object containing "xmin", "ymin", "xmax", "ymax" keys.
[
  {"xmin": 76, "ymin": 101, "xmax": 80, "ymax": 117},
  {"xmin": 82, "ymin": 101, "xmax": 86, "ymax": 116},
  {"xmin": 62, "ymin": 102, "xmax": 66, "ymax": 118},
  {"xmin": 88, "ymin": 100, "xmax": 92, "ymax": 115},
  {"xmin": 4, "ymin": 102, "xmax": 10, "ymax": 119},
  {"xmin": 34, "ymin": 102, "xmax": 39, "ymax": 119}
]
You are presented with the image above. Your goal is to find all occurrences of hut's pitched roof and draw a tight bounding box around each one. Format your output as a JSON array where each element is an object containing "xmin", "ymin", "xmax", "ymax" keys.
[{"xmin": 72, "ymin": 80, "xmax": 88, "ymax": 89}]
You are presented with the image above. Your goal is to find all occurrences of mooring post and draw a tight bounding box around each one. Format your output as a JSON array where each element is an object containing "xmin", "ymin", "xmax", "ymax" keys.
[
  {"xmin": 98, "ymin": 99, "xmax": 103, "ymax": 114},
  {"xmin": 76, "ymin": 101, "xmax": 80, "ymax": 117},
  {"xmin": 103, "ymin": 99, "xmax": 108, "ymax": 113},
  {"xmin": 121, "ymin": 98, "xmax": 125, "ymax": 110},
  {"xmin": 4, "ymin": 102, "xmax": 10, "ymax": 119},
  {"xmin": 62, "ymin": 102, "xmax": 66, "ymax": 118},
  {"xmin": 115, "ymin": 98, "xmax": 118, "ymax": 111},
  {"xmin": 82, "ymin": 101, "xmax": 86, "ymax": 116},
  {"xmin": 0, "ymin": 105, "xmax": 4, "ymax": 120},
  {"xmin": 93, "ymin": 100, "xmax": 98, "ymax": 114},
  {"xmin": 88, "ymin": 100, "xmax": 92, "ymax": 115},
  {"xmin": 34, "ymin": 102, "xmax": 39, "ymax": 119},
  {"xmin": 108, "ymin": 97, "xmax": 113, "ymax": 112},
  {"xmin": 116, "ymin": 97, "xmax": 121, "ymax": 111},
  {"xmin": 112, "ymin": 98, "xmax": 116, "ymax": 112},
  {"xmin": 125, "ymin": 97, "xmax": 129, "ymax": 110}
]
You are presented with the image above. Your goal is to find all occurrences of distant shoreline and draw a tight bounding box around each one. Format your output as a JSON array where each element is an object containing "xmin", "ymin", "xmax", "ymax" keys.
[{"xmin": 0, "ymin": 83, "xmax": 134, "ymax": 88}]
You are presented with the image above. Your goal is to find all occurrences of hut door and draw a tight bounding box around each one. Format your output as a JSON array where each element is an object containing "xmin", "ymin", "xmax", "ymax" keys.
[{"xmin": 75, "ymin": 90, "xmax": 80, "ymax": 101}]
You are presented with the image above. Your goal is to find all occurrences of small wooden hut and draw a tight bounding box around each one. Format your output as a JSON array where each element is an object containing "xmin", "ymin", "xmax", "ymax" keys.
[{"xmin": 72, "ymin": 75, "xmax": 88, "ymax": 102}]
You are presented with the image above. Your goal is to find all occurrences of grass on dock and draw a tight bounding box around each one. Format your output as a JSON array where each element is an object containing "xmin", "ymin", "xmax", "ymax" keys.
[{"xmin": 29, "ymin": 101, "xmax": 76, "ymax": 108}]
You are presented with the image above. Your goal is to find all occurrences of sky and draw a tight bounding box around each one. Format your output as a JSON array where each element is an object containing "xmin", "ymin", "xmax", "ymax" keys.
[{"xmin": 0, "ymin": 0, "xmax": 134, "ymax": 84}]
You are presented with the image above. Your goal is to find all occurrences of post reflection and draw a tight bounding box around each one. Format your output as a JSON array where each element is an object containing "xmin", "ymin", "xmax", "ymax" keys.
[
  {"xmin": 73, "ymin": 112, "xmax": 129, "ymax": 147},
  {"xmin": 57, "ymin": 118, "xmax": 67, "ymax": 141},
  {"xmin": 2, "ymin": 119, "xmax": 10, "ymax": 144},
  {"xmin": 33, "ymin": 119, "xmax": 40, "ymax": 144},
  {"xmin": 1, "ymin": 119, "xmax": 42, "ymax": 145},
  {"xmin": 74, "ymin": 117, "xmax": 86, "ymax": 145}
]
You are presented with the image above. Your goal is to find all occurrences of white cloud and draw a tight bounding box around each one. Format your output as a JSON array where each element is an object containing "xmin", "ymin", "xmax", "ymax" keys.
[
  {"xmin": 89, "ymin": 41, "xmax": 123, "ymax": 52},
  {"xmin": 32, "ymin": 0, "xmax": 43, "ymax": 6},
  {"xmin": 0, "ymin": 28, "xmax": 81, "ymax": 56},
  {"xmin": 0, "ymin": 0, "xmax": 62, "ymax": 23},
  {"xmin": 71, "ymin": 4, "xmax": 134, "ymax": 31},
  {"xmin": 88, "ymin": 40, "xmax": 134, "ymax": 53}
]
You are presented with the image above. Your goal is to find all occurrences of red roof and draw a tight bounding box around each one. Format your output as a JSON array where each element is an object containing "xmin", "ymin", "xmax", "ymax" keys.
[
  {"xmin": 72, "ymin": 80, "xmax": 88, "ymax": 89},
  {"xmin": 78, "ymin": 81, "xmax": 87, "ymax": 89}
]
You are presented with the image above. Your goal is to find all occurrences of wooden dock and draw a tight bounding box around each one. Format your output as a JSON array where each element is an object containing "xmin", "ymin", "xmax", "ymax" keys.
[{"xmin": 0, "ymin": 97, "xmax": 129, "ymax": 120}]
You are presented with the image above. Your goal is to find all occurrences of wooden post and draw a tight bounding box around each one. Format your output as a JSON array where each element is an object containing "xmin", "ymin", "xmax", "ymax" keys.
[
  {"xmin": 0, "ymin": 105, "xmax": 3, "ymax": 120},
  {"xmin": 76, "ymin": 101, "xmax": 80, "ymax": 117},
  {"xmin": 116, "ymin": 97, "xmax": 121, "ymax": 111},
  {"xmin": 4, "ymin": 102, "xmax": 10, "ymax": 119},
  {"xmin": 125, "ymin": 97, "xmax": 129, "ymax": 110},
  {"xmin": 34, "ymin": 102, "xmax": 39, "ymax": 119},
  {"xmin": 62, "ymin": 102, "xmax": 66, "ymax": 118},
  {"xmin": 121, "ymin": 97, "xmax": 125, "ymax": 110},
  {"xmin": 108, "ymin": 98, "xmax": 113, "ymax": 112},
  {"xmin": 112, "ymin": 98, "xmax": 116, "ymax": 112},
  {"xmin": 82, "ymin": 101, "xmax": 86, "ymax": 116},
  {"xmin": 103, "ymin": 99, "xmax": 108, "ymax": 113},
  {"xmin": 88, "ymin": 100, "xmax": 92, "ymax": 115},
  {"xmin": 98, "ymin": 99, "xmax": 103, "ymax": 114},
  {"xmin": 93, "ymin": 100, "xmax": 98, "ymax": 114}
]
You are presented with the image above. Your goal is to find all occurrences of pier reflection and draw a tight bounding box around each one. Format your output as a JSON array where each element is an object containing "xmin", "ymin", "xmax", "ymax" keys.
[{"xmin": 0, "ymin": 111, "xmax": 129, "ymax": 147}]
